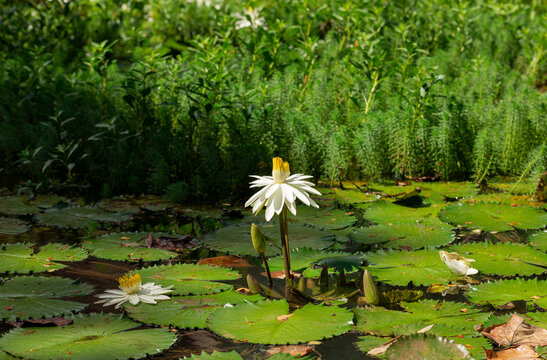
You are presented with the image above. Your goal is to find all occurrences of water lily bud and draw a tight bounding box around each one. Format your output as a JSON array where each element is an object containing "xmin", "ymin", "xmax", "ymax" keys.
[
  {"xmin": 363, "ymin": 269, "xmax": 379, "ymax": 305},
  {"xmin": 246, "ymin": 274, "xmax": 262, "ymax": 294},
  {"xmin": 250, "ymin": 223, "xmax": 266, "ymax": 254}
]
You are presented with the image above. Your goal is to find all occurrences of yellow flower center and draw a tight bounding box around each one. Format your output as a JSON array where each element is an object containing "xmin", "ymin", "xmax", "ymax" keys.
[
  {"xmin": 272, "ymin": 157, "xmax": 290, "ymax": 183},
  {"xmin": 118, "ymin": 272, "xmax": 141, "ymax": 295}
]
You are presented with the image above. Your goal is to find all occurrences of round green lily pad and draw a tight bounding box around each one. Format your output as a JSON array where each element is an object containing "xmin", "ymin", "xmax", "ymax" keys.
[
  {"xmin": 268, "ymin": 248, "xmax": 361, "ymax": 273},
  {"xmin": 35, "ymin": 206, "xmax": 132, "ymax": 229},
  {"xmin": 364, "ymin": 201, "xmax": 442, "ymax": 224},
  {"xmin": 288, "ymin": 206, "xmax": 356, "ymax": 230},
  {"xmin": 383, "ymin": 334, "xmax": 472, "ymax": 359},
  {"xmin": 203, "ymin": 223, "xmax": 336, "ymax": 257},
  {"xmin": 0, "ymin": 276, "xmax": 93, "ymax": 321},
  {"xmin": 0, "ymin": 195, "xmax": 66, "ymax": 216},
  {"xmin": 0, "ymin": 313, "xmax": 177, "ymax": 360},
  {"xmin": 349, "ymin": 220, "xmax": 454, "ymax": 250},
  {"xmin": 467, "ymin": 278, "xmax": 547, "ymax": 309},
  {"xmin": 439, "ymin": 202, "xmax": 547, "ymax": 231},
  {"xmin": 354, "ymin": 300, "xmax": 489, "ymax": 337},
  {"xmin": 529, "ymin": 231, "xmax": 547, "ymax": 252},
  {"xmin": 364, "ymin": 249, "xmax": 457, "ymax": 286},
  {"xmin": 184, "ymin": 351, "xmax": 243, "ymax": 360},
  {"xmin": 323, "ymin": 189, "xmax": 379, "ymax": 205},
  {"xmin": 125, "ymin": 290, "xmax": 263, "ymax": 329},
  {"xmin": 207, "ymin": 299, "xmax": 353, "ymax": 344},
  {"xmin": 138, "ymin": 263, "xmax": 240, "ymax": 296},
  {"xmin": 82, "ymin": 232, "xmax": 177, "ymax": 261},
  {"xmin": 0, "ymin": 217, "xmax": 31, "ymax": 235},
  {"xmin": 449, "ymin": 242, "xmax": 547, "ymax": 276},
  {"xmin": 0, "ymin": 243, "xmax": 88, "ymax": 274}
]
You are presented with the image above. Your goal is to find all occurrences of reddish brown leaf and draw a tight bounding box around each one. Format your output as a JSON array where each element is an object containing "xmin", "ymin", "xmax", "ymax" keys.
[
  {"xmin": 484, "ymin": 345, "xmax": 539, "ymax": 359},
  {"xmin": 262, "ymin": 270, "xmax": 301, "ymax": 279},
  {"xmin": 482, "ymin": 314, "xmax": 547, "ymax": 347},
  {"xmin": 265, "ymin": 345, "xmax": 313, "ymax": 357},
  {"xmin": 198, "ymin": 256, "xmax": 252, "ymax": 268}
]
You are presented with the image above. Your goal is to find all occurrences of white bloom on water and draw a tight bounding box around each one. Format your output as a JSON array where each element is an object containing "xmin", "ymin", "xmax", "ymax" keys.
[
  {"xmin": 439, "ymin": 250, "xmax": 478, "ymax": 276},
  {"xmin": 235, "ymin": 7, "xmax": 266, "ymax": 30},
  {"xmin": 245, "ymin": 157, "xmax": 321, "ymax": 221},
  {"xmin": 95, "ymin": 272, "xmax": 173, "ymax": 309}
]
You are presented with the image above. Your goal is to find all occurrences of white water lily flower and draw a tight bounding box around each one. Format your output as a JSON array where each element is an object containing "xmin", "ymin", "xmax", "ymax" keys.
[
  {"xmin": 245, "ymin": 157, "xmax": 321, "ymax": 221},
  {"xmin": 235, "ymin": 7, "xmax": 266, "ymax": 29},
  {"xmin": 95, "ymin": 272, "xmax": 173, "ymax": 309},
  {"xmin": 439, "ymin": 250, "xmax": 478, "ymax": 276}
]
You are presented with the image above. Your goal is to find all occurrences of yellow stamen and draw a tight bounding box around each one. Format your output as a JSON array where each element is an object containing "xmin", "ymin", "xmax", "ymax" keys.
[
  {"xmin": 118, "ymin": 272, "xmax": 141, "ymax": 295},
  {"xmin": 272, "ymin": 157, "xmax": 284, "ymax": 172},
  {"xmin": 272, "ymin": 157, "xmax": 290, "ymax": 183}
]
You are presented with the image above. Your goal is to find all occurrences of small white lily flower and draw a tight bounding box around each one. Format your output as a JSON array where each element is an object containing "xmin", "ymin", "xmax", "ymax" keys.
[
  {"xmin": 235, "ymin": 7, "xmax": 266, "ymax": 30},
  {"xmin": 95, "ymin": 272, "xmax": 173, "ymax": 309},
  {"xmin": 439, "ymin": 250, "xmax": 479, "ymax": 276},
  {"xmin": 244, "ymin": 157, "xmax": 321, "ymax": 221}
]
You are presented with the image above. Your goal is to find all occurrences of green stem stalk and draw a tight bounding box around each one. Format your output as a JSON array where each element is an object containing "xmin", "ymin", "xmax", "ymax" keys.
[
  {"xmin": 279, "ymin": 206, "xmax": 292, "ymax": 286},
  {"xmin": 260, "ymin": 253, "xmax": 273, "ymax": 287}
]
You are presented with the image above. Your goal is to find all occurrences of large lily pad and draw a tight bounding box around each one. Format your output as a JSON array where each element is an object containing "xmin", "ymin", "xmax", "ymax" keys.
[
  {"xmin": 467, "ymin": 278, "xmax": 547, "ymax": 309},
  {"xmin": 529, "ymin": 231, "xmax": 547, "ymax": 252},
  {"xmin": 439, "ymin": 202, "xmax": 547, "ymax": 231},
  {"xmin": 354, "ymin": 300, "xmax": 489, "ymax": 337},
  {"xmin": 203, "ymin": 224, "xmax": 336, "ymax": 257},
  {"xmin": 449, "ymin": 242, "xmax": 547, "ymax": 276},
  {"xmin": 268, "ymin": 248, "xmax": 361, "ymax": 273},
  {"xmin": 364, "ymin": 201, "xmax": 441, "ymax": 224},
  {"xmin": 125, "ymin": 290, "xmax": 263, "ymax": 329},
  {"xmin": 0, "ymin": 313, "xmax": 177, "ymax": 360},
  {"xmin": 83, "ymin": 232, "xmax": 177, "ymax": 261},
  {"xmin": 357, "ymin": 334, "xmax": 488, "ymax": 360},
  {"xmin": 0, "ymin": 243, "xmax": 88, "ymax": 274},
  {"xmin": 138, "ymin": 263, "xmax": 240, "ymax": 295},
  {"xmin": 323, "ymin": 189, "xmax": 379, "ymax": 205},
  {"xmin": 349, "ymin": 220, "xmax": 454, "ymax": 250},
  {"xmin": 35, "ymin": 206, "xmax": 132, "ymax": 229},
  {"xmin": 418, "ymin": 182, "xmax": 478, "ymax": 199},
  {"xmin": 0, "ymin": 195, "xmax": 66, "ymax": 216},
  {"xmin": 207, "ymin": 299, "xmax": 353, "ymax": 344},
  {"xmin": 288, "ymin": 206, "xmax": 356, "ymax": 230},
  {"xmin": 382, "ymin": 334, "xmax": 472, "ymax": 359},
  {"xmin": 364, "ymin": 249, "xmax": 457, "ymax": 286},
  {"xmin": 0, "ymin": 217, "xmax": 31, "ymax": 235},
  {"xmin": 0, "ymin": 276, "xmax": 93, "ymax": 321}
]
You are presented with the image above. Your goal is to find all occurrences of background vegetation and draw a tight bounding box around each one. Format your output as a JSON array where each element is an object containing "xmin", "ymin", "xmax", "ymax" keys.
[{"xmin": 0, "ymin": 0, "xmax": 545, "ymax": 202}]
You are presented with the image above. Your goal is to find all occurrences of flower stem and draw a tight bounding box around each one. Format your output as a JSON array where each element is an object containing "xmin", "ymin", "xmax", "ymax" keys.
[
  {"xmin": 260, "ymin": 253, "xmax": 273, "ymax": 287},
  {"xmin": 279, "ymin": 206, "xmax": 292, "ymax": 285}
]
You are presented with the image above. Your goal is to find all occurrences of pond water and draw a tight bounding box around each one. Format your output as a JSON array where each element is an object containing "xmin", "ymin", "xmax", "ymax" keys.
[{"xmin": 0, "ymin": 182, "xmax": 546, "ymax": 359}]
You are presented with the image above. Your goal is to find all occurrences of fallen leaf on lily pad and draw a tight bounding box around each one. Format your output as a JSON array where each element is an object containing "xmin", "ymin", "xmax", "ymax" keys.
[
  {"xmin": 265, "ymin": 345, "xmax": 313, "ymax": 357},
  {"xmin": 262, "ymin": 270, "xmax": 301, "ymax": 279},
  {"xmin": 482, "ymin": 314, "xmax": 547, "ymax": 347},
  {"xmin": 198, "ymin": 256, "xmax": 252, "ymax": 268},
  {"xmin": 484, "ymin": 344, "xmax": 539, "ymax": 359}
]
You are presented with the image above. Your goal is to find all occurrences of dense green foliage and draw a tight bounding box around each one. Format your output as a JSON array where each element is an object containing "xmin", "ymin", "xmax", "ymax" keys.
[{"xmin": 1, "ymin": 0, "xmax": 546, "ymax": 201}]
